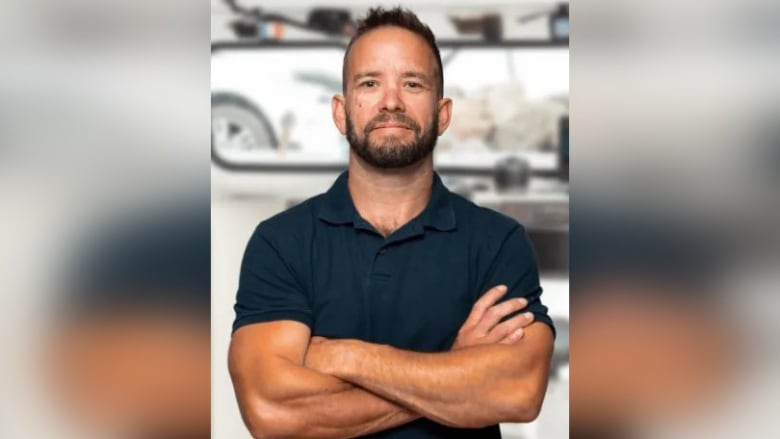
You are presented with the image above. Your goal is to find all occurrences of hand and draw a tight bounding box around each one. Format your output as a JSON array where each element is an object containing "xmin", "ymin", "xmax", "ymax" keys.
[{"xmin": 451, "ymin": 285, "xmax": 535, "ymax": 350}]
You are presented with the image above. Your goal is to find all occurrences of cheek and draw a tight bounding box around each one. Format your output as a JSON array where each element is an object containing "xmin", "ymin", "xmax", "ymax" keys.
[
  {"xmin": 351, "ymin": 91, "xmax": 385, "ymax": 113},
  {"xmin": 347, "ymin": 105, "xmax": 371, "ymax": 128},
  {"xmin": 347, "ymin": 97, "xmax": 366, "ymax": 115},
  {"xmin": 415, "ymin": 110, "xmax": 437, "ymax": 130},
  {"xmin": 410, "ymin": 98, "xmax": 437, "ymax": 120}
]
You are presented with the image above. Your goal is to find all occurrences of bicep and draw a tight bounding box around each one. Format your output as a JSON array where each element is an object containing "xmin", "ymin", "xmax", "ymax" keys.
[
  {"xmin": 233, "ymin": 227, "xmax": 313, "ymax": 333},
  {"xmin": 512, "ymin": 321, "xmax": 554, "ymax": 407},
  {"xmin": 480, "ymin": 225, "xmax": 556, "ymax": 336},
  {"xmin": 231, "ymin": 320, "xmax": 311, "ymax": 365},
  {"xmin": 229, "ymin": 320, "xmax": 312, "ymax": 404},
  {"xmin": 515, "ymin": 322, "xmax": 554, "ymax": 370}
]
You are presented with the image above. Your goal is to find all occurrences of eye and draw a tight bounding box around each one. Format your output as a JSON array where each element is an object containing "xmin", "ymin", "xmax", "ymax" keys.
[
  {"xmin": 360, "ymin": 80, "xmax": 377, "ymax": 88},
  {"xmin": 405, "ymin": 81, "xmax": 422, "ymax": 88}
]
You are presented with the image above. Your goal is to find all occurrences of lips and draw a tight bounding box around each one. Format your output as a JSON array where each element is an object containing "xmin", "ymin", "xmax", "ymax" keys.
[
  {"xmin": 373, "ymin": 123, "xmax": 410, "ymax": 130},
  {"xmin": 366, "ymin": 114, "xmax": 420, "ymax": 133}
]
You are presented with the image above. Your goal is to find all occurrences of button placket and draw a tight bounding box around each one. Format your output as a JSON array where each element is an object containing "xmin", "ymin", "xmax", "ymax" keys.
[{"xmin": 371, "ymin": 243, "xmax": 393, "ymax": 277}]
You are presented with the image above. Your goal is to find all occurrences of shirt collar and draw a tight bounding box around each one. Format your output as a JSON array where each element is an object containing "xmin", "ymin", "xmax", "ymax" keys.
[
  {"xmin": 317, "ymin": 171, "xmax": 355, "ymax": 225},
  {"xmin": 317, "ymin": 170, "xmax": 456, "ymax": 232},
  {"xmin": 422, "ymin": 172, "xmax": 457, "ymax": 231}
]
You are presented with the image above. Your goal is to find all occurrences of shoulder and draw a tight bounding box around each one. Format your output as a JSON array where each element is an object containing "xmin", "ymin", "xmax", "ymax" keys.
[
  {"xmin": 450, "ymin": 192, "xmax": 526, "ymax": 242},
  {"xmin": 248, "ymin": 194, "xmax": 325, "ymax": 250}
]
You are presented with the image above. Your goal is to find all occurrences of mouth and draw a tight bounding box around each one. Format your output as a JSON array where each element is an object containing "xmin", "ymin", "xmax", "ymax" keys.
[{"xmin": 372, "ymin": 124, "xmax": 411, "ymax": 130}]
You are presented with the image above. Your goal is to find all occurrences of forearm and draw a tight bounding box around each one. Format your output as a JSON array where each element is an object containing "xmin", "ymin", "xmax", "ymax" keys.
[
  {"xmin": 325, "ymin": 340, "xmax": 545, "ymax": 428},
  {"xmin": 236, "ymin": 357, "xmax": 419, "ymax": 438},
  {"xmin": 278, "ymin": 385, "xmax": 419, "ymax": 439}
]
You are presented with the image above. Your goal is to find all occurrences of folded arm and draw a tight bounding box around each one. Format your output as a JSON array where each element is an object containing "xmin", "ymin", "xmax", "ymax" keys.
[
  {"xmin": 306, "ymin": 322, "xmax": 554, "ymax": 429},
  {"xmin": 229, "ymin": 320, "xmax": 419, "ymax": 439}
]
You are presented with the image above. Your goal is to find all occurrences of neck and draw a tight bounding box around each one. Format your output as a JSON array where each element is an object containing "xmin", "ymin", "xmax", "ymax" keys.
[{"xmin": 347, "ymin": 153, "xmax": 434, "ymax": 236}]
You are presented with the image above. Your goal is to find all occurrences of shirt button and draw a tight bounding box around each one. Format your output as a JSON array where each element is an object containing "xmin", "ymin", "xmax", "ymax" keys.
[{"xmin": 378, "ymin": 248, "xmax": 387, "ymax": 255}]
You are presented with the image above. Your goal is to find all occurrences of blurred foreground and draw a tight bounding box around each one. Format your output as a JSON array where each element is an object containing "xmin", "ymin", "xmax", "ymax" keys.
[
  {"xmin": 571, "ymin": 0, "xmax": 779, "ymax": 438},
  {"xmin": 0, "ymin": 1, "xmax": 210, "ymax": 438}
]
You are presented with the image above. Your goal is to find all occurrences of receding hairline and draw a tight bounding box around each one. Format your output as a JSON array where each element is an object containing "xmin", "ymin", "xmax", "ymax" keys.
[{"xmin": 341, "ymin": 25, "xmax": 443, "ymax": 97}]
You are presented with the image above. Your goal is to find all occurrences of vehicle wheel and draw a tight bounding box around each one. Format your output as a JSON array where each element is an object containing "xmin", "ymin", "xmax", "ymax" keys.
[{"xmin": 211, "ymin": 92, "xmax": 278, "ymax": 153}]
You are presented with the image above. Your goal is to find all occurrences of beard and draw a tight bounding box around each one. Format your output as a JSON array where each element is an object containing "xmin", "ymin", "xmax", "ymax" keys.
[{"xmin": 346, "ymin": 110, "xmax": 439, "ymax": 169}]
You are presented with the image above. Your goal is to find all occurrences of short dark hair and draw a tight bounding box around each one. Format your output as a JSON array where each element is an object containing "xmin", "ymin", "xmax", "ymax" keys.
[{"xmin": 342, "ymin": 6, "xmax": 443, "ymax": 98}]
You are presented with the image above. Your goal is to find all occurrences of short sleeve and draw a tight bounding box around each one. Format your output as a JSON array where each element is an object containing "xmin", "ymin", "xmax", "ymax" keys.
[
  {"xmin": 478, "ymin": 225, "xmax": 556, "ymax": 338},
  {"xmin": 232, "ymin": 225, "xmax": 312, "ymax": 333}
]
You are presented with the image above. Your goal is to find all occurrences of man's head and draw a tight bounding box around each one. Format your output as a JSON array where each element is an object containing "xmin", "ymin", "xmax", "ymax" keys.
[{"xmin": 332, "ymin": 7, "xmax": 452, "ymax": 169}]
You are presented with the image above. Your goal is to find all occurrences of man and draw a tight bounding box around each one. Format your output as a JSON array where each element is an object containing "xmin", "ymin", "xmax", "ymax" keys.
[{"xmin": 229, "ymin": 7, "xmax": 555, "ymax": 439}]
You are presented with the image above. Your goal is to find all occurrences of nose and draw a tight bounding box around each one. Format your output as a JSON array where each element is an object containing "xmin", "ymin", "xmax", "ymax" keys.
[{"xmin": 380, "ymin": 84, "xmax": 405, "ymax": 113}]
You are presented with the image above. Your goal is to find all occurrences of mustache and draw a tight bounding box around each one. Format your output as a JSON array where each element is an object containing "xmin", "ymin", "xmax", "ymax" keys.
[{"xmin": 365, "ymin": 113, "xmax": 421, "ymax": 133}]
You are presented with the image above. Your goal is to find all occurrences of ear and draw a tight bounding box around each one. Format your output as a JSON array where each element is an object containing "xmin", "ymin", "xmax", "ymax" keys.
[
  {"xmin": 436, "ymin": 97, "xmax": 453, "ymax": 135},
  {"xmin": 332, "ymin": 94, "xmax": 347, "ymax": 135}
]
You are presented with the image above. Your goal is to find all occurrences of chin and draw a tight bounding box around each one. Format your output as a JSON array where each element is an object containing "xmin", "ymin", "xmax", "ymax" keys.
[
  {"xmin": 371, "ymin": 131, "xmax": 410, "ymax": 142},
  {"xmin": 372, "ymin": 142, "xmax": 415, "ymax": 153},
  {"xmin": 371, "ymin": 132, "xmax": 414, "ymax": 145}
]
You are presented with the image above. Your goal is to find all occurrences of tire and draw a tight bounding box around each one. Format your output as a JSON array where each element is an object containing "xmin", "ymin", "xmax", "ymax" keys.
[{"xmin": 211, "ymin": 92, "xmax": 278, "ymax": 153}]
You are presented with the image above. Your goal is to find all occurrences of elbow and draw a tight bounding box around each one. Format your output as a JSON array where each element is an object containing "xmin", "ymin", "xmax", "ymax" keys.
[
  {"xmin": 509, "ymin": 398, "xmax": 543, "ymax": 423},
  {"xmin": 248, "ymin": 425, "xmax": 290, "ymax": 439},
  {"xmin": 457, "ymin": 404, "xmax": 540, "ymax": 429},
  {"xmin": 245, "ymin": 413, "xmax": 284, "ymax": 439},
  {"xmin": 440, "ymin": 384, "xmax": 546, "ymax": 429},
  {"xmin": 499, "ymin": 382, "xmax": 546, "ymax": 423},
  {"xmin": 243, "ymin": 402, "xmax": 302, "ymax": 439},
  {"xmin": 246, "ymin": 416, "xmax": 282, "ymax": 439}
]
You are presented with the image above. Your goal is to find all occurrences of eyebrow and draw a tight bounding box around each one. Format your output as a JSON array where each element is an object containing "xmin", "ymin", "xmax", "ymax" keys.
[
  {"xmin": 353, "ymin": 71, "xmax": 381, "ymax": 82},
  {"xmin": 352, "ymin": 71, "xmax": 431, "ymax": 83},
  {"xmin": 401, "ymin": 71, "xmax": 431, "ymax": 83}
]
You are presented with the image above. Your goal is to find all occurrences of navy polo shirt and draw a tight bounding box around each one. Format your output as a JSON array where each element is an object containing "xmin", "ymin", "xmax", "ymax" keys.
[{"xmin": 233, "ymin": 171, "xmax": 554, "ymax": 439}]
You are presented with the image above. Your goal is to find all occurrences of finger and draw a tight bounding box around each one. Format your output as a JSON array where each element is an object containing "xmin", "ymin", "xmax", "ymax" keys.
[
  {"xmin": 459, "ymin": 285, "xmax": 509, "ymax": 330},
  {"xmin": 487, "ymin": 311, "xmax": 535, "ymax": 342},
  {"xmin": 310, "ymin": 336, "xmax": 327, "ymax": 344},
  {"xmin": 498, "ymin": 327, "xmax": 526, "ymax": 345},
  {"xmin": 474, "ymin": 297, "xmax": 529, "ymax": 335}
]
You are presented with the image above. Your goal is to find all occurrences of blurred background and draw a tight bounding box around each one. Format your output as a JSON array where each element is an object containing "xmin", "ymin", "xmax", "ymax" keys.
[{"xmin": 211, "ymin": 1, "xmax": 569, "ymax": 439}]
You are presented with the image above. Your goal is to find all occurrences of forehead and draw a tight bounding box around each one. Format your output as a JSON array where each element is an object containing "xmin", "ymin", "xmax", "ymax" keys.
[{"xmin": 346, "ymin": 26, "xmax": 436, "ymax": 75}]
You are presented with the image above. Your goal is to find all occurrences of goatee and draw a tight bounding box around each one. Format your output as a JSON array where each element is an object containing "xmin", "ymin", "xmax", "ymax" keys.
[{"xmin": 346, "ymin": 111, "xmax": 438, "ymax": 169}]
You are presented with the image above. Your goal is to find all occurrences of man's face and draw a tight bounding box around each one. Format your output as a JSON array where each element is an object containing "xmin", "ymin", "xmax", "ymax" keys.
[{"xmin": 336, "ymin": 26, "xmax": 450, "ymax": 169}]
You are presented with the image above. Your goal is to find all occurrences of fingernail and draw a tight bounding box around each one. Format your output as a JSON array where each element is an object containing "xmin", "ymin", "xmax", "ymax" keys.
[
  {"xmin": 525, "ymin": 312, "xmax": 534, "ymax": 320},
  {"xmin": 513, "ymin": 328, "xmax": 524, "ymax": 338}
]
